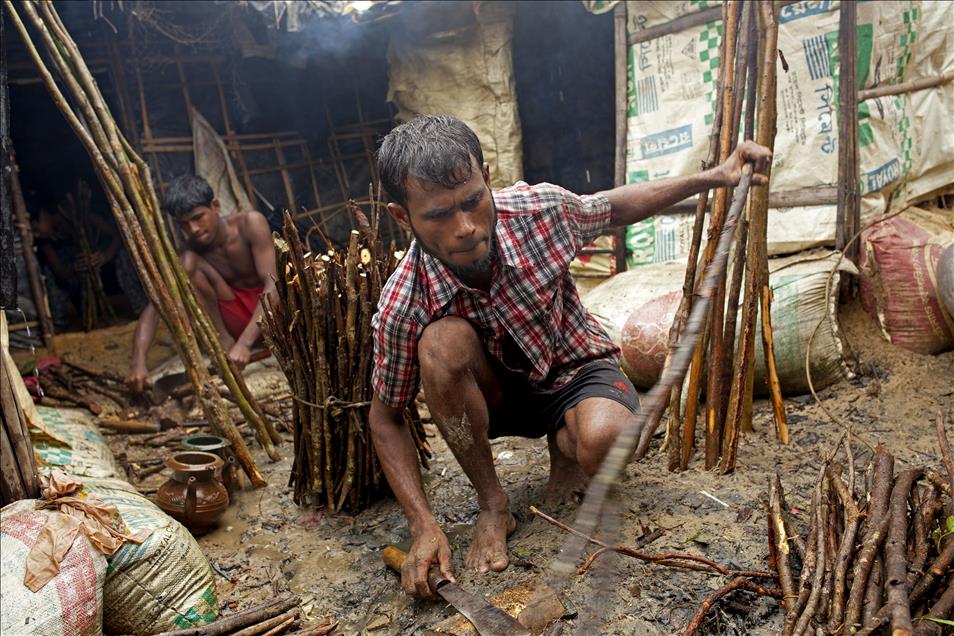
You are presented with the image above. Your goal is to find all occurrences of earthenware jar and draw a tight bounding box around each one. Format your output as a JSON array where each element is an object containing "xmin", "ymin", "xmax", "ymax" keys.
[
  {"xmin": 156, "ymin": 451, "xmax": 229, "ymax": 535},
  {"xmin": 180, "ymin": 434, "xmax": 239, "ymax": 494}
]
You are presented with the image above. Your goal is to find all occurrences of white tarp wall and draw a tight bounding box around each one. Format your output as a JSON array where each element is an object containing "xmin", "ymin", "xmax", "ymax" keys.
[
  {"xmin": 585, "ymin": 0, "xmax": 954, "ymax": 267},
  {"xmin": 387, "ymin": 2, "xmax": 524, "ymax": 189}
]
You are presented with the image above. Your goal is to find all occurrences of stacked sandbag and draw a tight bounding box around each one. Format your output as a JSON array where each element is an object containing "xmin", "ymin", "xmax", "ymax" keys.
[
  {"xmin": 0, "ymin": 499, "xmax": 108, "ymax": 636},
  {"xmin": 26, "ymin": 405, "xmax": 218, "ymax": 634},
  {"xmin": 81, "ymin": 476, "xmax": 218, "ymax": 635},
  {"xmin": 938, "ymin": 243, "xmax": 954, "ymax": 318},
  {"xmin": 30, "ymin": 406, "xmax": 125, "ymax": 479},
  {"xmin": 859, "ymin": 207, "xmax": 954, "ymax": 354},
  {"xmin": 583, "ymin": 251, "xmax": 856, "ymax": 394}
]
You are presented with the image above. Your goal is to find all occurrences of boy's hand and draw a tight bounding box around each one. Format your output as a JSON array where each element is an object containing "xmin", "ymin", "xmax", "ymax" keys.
[{"xmin": 227, "ymin": 342, "xmax": 252, "ymax": 370}]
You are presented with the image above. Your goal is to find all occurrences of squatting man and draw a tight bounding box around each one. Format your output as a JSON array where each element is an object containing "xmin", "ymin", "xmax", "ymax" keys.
[
  {"xmin": 368, "ymin": 115, "xmax": 771, "ymax": 599},
  {"xmin": 124, "ymin": 175, "xmax": 278, "ymax": 392}
]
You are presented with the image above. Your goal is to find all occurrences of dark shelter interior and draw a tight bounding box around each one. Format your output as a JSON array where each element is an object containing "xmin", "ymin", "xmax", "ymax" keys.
[{"xmin": 5, "ymin": 0, "xmax": 613, "ymax": 339}]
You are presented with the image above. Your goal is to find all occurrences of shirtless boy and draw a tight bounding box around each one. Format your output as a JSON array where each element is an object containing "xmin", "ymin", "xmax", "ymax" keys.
[{"xmin": 124, "ymin": 175, "xmax": 277, "ymax": 392}]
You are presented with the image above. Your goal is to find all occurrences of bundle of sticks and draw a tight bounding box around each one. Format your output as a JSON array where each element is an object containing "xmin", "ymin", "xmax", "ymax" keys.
[
  {"xmin": 33, "ymin": 357, "xmax": 131, "ymax": 413},
  {"xmin": 636, "ymin": 0, "xmax": 789, "ymax": 475},
  {"xmin": 261, "ymin": 209, "xmax": 429, "ymax": 513},
  {"xmin": 7, "ymin": 0, "xmax": 275, "ymax": 486},
  {"xmin": 153, "ymin": 596, "xmax": 338, "ymax": 636},
  {"xmin": 769, "ymin": 418, "xmax": 954, "ymax": 636},
  {"xmin": 58, "ymin": 180, "xmax": 115, "ymax": 331}
]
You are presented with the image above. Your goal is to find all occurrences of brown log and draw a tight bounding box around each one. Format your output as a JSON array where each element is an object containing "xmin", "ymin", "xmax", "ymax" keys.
[
  {"xmin": 40, "ymin": 384, "xmax": 101, "ymax": 414},
  {"xmin": 885, "ymin": 469, "xmax": 924, "ymax": 636},
  {"xmin": 152, "ymin": 597, "xmax": 298, "ymax": 636}
]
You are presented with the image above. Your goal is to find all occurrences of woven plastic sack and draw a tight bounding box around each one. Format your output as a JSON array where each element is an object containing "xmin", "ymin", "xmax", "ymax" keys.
[
  {"xmin": 860, "ymin": 207, "xmax": 954, "ymax": 354},
  {"xmin": 1, "ymin": 499, "xmax": 107, "ymax": 636},
  {"xmin": 30, "ymin": 406, "xmax": 124, "ymax": 479},
  {"xmin": 583, "ymin": 251, "xmax": 855, "ymax": 394},
  {"xmin": 79, "ymin": 476, "xmax": 219, "ymax": 635}
]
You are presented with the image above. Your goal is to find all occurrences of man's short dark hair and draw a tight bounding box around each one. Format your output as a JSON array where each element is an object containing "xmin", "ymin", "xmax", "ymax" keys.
[
  {"xmin": 163, "ymin": 174, "xmax": 214, "ymax": 218},
  {"xmin": 378, "ymin": 115, "xmax": 485, "ymax": 209}
]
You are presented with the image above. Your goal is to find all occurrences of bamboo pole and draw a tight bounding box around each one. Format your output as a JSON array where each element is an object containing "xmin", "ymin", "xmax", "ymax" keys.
[
  {"xmin": 836, "ymin": 0, "xmax": 860, "ymax": 274},
  {"xmin": 719, "ymin": 0, "xmax": 781, "ymax": 474},
  {"xmin": 7, "ymin": 0, "xmax": 269, "ymax": 485},
  {"xmin": 704, "ymin": 0, "xmax": 743, "ymax": 469},
  {"xmin": 555, "ymin": 162, "xmax": 756, "ymax": 579},
  {"xmin": 8, "ymin": 152, "xmax": 55, "ymax": 347}
]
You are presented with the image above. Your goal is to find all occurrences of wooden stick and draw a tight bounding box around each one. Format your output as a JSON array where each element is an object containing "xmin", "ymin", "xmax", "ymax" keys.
[
  {"xmin": 828, "ymin": 472, "xmax": 861, "ymax": 632},
  {"xmin": 911, "ymin": 578, "xmax": 954, "ymax": 636},
  {"xmin": 231, "ymin": 608, "xmax": 299, "ymax": 636},
  {"xmin": 845, "ymin": 445, "xmax": 894, "ymax": 630},
  {"xmin": 704, "ymin": 0, "xmax": 742, "ymax": 469},
  {"xmin": 532, "ymin": 506, "xmax": 774, "ymax": 580},
  {"xmin": 858, "ymin": 70, "xmax": 954, "ymax": 102},
  {"xmin": 936, "ymin": 413, "xmax": 953, "ymax": 494},
  {"xmin": 9, "ymin": 0, "xmax": 268, "ymax": 486},
  {"xmin": 152, "ymin": 597, "xmax": 298, "ymax": 636},
  {"xmin": 836, "ymin": 0, "xmax": 860, "ymax": 270},
  {"xmin": 720, "ymin": 0, "xmax": 780, "ymax": 473},
  {"xmin": 885, "ymin": 469, "xmax": 924, "ymax": 636},
  {"xmin": 761, "ymin": 285, "xmax": 789, "ymax": 443},
  {"xmin": 770, "ymin": 474, "xmax": 798, "ymax": 612},
  {"xmin": 683, "ymin": 576, "xmax": 782, "ymax": 636}
]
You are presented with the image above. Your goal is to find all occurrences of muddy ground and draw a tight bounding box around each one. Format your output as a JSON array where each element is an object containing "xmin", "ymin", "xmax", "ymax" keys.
[{"xmin": 17, "ymin": 300, "xmax": 953, "ymax": 635}]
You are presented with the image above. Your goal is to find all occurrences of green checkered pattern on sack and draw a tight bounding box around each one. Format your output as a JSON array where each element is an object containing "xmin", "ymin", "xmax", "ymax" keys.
[
  {"xmin": 699, "ymin": 20, "xmax": 723, "ymax": 126},
  {"xmin": 32, "ymin": 407, "xmax": 123, "ymax": 479},
  {"xmin": 895, "ymin": 94, "xmax": 914, "ymax": 190},
  {"xmin": 79, "ymin": 477, "xmax": 219, "ymax": 634},
  {"xmin": 897, "ymin": 3, "xmax": 918, "ymax": 82}
]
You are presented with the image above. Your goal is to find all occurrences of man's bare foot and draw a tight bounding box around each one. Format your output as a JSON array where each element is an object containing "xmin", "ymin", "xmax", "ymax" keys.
[
  {"xmin": 544, "ymin": 432, "xmax": 588, "ymax": 507},
  {"xmin": 465, "ymin": 509, "xmax": 517, "ymax": 573},
  {"xmin": 543, "ymin": 462, "xmax": 588, "ymax": 507}
]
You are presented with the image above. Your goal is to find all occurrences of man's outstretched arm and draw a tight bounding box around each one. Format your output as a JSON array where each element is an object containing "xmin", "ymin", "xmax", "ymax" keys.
[
  {"xmin": 601, "ymin": 140, "xmax": 772, "ymax": 228},
  {"xmin": 369, "ymin": 395, "xmax": 455, "ymax": 599},
  {"xmin": 230, "ymin": 212, "xmax": 279, "ymax": 368}
]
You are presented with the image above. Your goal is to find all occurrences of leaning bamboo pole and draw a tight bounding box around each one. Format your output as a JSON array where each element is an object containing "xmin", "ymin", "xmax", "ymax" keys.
[
  {"xmin": 720, "ymin": 0, "xmax": 782, "ymax": 473},
  {"xmin": 6, "ymin": 0, "xmax": 273, "ymax": 485}
]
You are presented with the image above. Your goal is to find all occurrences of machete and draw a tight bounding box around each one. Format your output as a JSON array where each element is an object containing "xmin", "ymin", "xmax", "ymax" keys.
[{"xmin": 382, "ymin": 546, "xmax": 531, "ymax": 636}]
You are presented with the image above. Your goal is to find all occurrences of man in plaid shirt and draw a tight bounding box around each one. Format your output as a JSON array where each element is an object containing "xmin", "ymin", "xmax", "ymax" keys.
[{"xmin": 370, "ymin": 115, "xmax": 770, "ymax": 599}]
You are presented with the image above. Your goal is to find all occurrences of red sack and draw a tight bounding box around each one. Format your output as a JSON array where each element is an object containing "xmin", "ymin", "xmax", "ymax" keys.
[{"xmin": 859, "ymin": 208, "xmax": 954, "ymax": 355}]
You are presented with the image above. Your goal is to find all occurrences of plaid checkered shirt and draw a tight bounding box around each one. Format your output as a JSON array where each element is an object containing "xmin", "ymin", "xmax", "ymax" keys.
[{"xmin": 371, "ymin": 181, "xmax": 620, "ymax": 408}]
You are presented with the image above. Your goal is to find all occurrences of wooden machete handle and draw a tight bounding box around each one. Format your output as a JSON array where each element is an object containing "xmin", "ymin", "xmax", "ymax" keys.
[
  {"xmin": 382, "ymin": 545, "xmax": 407, "ymax": 572},
  {"xmin": 382, "ymin": 546, "xmax": 448, "ymax": 591}
]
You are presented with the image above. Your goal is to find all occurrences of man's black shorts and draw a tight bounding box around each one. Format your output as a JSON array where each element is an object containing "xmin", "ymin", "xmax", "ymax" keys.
[{"xmin": 487, "ymin": 359, "xmax": 640, "ymax": 439}]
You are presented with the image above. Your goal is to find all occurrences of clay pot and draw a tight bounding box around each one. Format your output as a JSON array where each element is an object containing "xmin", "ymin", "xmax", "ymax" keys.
[
  {"xmin": 156, "ymin": 451, "xmax": 229, "ymax": 535},
  {"xmin": 180, "ymin": 434, "xmax": 240, "ymax": 494}
]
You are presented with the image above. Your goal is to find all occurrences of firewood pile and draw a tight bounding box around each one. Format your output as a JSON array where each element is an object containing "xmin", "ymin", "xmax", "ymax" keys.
[
  {"xmin": 261, "ymin": 209, "xmax": 430, "ymax": 513},
  {"xmin": 769, "ymin": 418, "xmax": 953, "ymax": 636}
]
